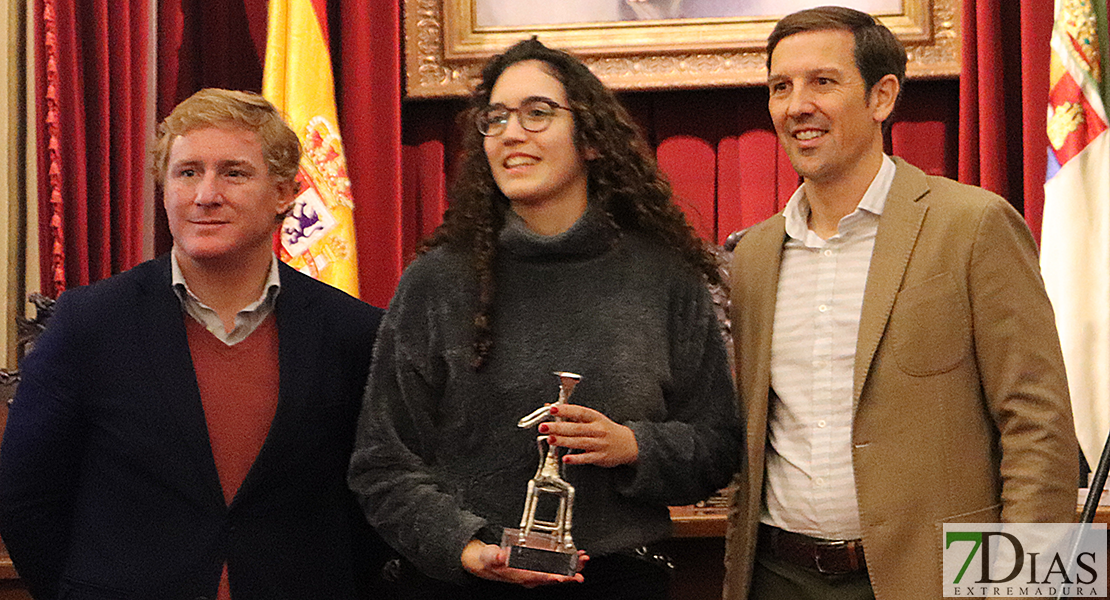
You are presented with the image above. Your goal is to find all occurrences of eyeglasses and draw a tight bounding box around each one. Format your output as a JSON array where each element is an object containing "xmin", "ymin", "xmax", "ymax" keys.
[{"xmin": 476, "ymin": 99, "xmax": 573, "ymax": 137}]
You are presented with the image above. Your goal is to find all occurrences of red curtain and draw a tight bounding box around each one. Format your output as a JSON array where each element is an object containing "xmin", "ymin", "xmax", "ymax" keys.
[
  {"xmin": 401, "ymin": 81, "xmax": 961, "ymax": 250},
  {"xmin": 44, "ymin": 1, "xmax": 1059, "ymax": 304},
  {"xmin": 336, "ymin": 0, "xmax": 404, "ymax": 309},
  {"xmin": 959, "ymin": 0, "xmax": 1054, "ymax": 240},
  {"xmin": 34, "ymin": 0, "xmax": 148, "ymax": 296},
  {"xmin": 394, "ymin": 0, "xmax": 1051, "ymax": 251},
  {"xmin": 396, "ymin": 4, "xmax": 1051, "ymax": 296}
]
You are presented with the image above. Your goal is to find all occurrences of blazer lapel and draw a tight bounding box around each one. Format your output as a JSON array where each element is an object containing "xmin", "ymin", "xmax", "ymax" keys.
[
  {"xmin": 232, "ymin": 265, "xmax": 323, "ymax": 502},
  {"xmin": 735, "ymin": 216, "xmax": 787, "ymax": 464},
  {"xmin": 853, "ymin": 159, "xmax": 930, "ymax": 407},
  {"xmin": 140, "ymin": 257, "xmax": 226, "ymax": 507},
  {"xmin": 749, "ymin": 218, "xmax": 787, "ymax": 408}
]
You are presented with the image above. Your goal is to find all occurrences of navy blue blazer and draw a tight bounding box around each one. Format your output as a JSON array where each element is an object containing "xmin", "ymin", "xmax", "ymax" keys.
[{"xmin": 0, "ymin": 255, "xmax": 384, "ymax": 600}]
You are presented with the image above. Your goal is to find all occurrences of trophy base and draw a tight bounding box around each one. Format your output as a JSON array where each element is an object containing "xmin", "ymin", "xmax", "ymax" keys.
[{"xmin": 501, "ymin": 528, "xmax": 578, "ymax": 576}]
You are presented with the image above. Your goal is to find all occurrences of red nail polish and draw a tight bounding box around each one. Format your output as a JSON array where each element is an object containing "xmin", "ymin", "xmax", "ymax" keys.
[
  {"xmin": 549, "ymin": 406, "xmax": 559, "ymax": 415},
  {"xmin": 538, "ymin": 424, "xmax": 549, "ymax": 433}
]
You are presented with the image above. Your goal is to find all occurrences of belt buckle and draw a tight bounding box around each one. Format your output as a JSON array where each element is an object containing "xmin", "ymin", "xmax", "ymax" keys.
[{"xmin": 813, "ymin": 539, "xmax": 850, "ymax": 575}]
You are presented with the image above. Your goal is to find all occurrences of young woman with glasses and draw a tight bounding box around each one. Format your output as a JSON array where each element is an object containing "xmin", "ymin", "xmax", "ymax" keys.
[{"xmin": 349, "ymin": 38, "xmax": 741, "ymax": 600}]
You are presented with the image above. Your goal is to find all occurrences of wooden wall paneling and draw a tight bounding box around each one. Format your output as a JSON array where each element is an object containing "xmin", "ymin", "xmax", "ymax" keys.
[{"xmin": 0, "ymin": 581, "xmax": 29, "ymax": 600}]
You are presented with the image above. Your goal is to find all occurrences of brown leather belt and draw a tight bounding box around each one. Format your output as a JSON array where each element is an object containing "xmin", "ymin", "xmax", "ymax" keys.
[{"xmin": 758, "ymin": 523, "xmax": 867, "ymax": 576}]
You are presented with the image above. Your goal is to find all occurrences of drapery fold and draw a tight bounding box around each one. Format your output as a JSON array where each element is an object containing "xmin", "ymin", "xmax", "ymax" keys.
[
  {"xmin": 37, "ymin": 0, "xmax": 1059, "ymax": 305},
  {"xmin": 35, "ymin": 0, "xmax": 148, "ymax": 295},
  {"xmin": 958, "ymin": 0, "xmax": 1053, "ymax": 239},
  {"xmin": 336, "ymin": 0, "xmax": 403, "ymax": 308}
]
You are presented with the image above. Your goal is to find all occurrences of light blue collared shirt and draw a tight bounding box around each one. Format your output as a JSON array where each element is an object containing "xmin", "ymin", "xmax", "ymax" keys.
[{"xmin": 171, "ymin": 253, "xmax": 282, "ymax": 346}]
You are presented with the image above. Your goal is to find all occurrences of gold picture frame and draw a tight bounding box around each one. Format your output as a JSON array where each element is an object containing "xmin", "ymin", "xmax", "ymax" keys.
[{"xmin": 404, "ymin": 0, "xmax": 960, "ymax": 98}]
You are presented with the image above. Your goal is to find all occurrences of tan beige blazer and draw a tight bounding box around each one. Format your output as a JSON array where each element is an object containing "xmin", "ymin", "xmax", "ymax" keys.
[{"xmin": 723, "ymin": 158, "xmax": 1078, "ymax": 600}]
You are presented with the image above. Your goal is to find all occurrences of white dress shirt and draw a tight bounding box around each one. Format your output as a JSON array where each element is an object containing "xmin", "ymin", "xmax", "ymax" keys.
[{"xmin": 762, "ymin": 155, "xmax": 896, "ymax": 540}]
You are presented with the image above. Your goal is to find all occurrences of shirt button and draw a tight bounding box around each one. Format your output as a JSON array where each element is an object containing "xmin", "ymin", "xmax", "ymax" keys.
[
  {"xmin": 815, "ymin": 478, "xmax": 826, "ymax": 486},
  {"xmin": 817, "ymin": 420, "xmax": 827, "ymax": 428},
  {"xmin": 818, "ymin": 305, "xmax": 829, "ymax": 312},
  {"xmin": 823, "ymin": 249, "xmax": 834, "ymax": 257}
]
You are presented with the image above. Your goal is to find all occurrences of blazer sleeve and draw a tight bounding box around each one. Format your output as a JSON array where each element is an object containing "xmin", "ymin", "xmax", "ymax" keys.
[
  {"xmin": 0, "ymin": 291, "xmax": 92, "ymax": 599},
  {"xmin": 969, "ymin": 198, "xmax": 1078, "ymax": 523}
]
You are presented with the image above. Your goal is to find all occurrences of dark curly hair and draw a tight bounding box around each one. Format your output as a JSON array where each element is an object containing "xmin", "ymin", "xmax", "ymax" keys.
[{"xmin": 421, "ymin": 37, "xmax": 722, "ymax": 369}]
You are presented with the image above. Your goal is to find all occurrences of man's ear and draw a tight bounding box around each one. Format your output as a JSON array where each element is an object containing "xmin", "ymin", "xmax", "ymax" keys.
[
  {"xmin": 868, "ymin": 73, "xmax": 900, "ymax": 123},
  {"xmin": 276, "ymin": 181, "xmax": 299, "ymax": 217}
]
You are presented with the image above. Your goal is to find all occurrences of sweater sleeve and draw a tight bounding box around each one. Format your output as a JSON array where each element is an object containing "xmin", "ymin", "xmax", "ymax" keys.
[
  {"xmin": 621, "ymin": 277, "xmax": 743, "ymax": 506},
  {"xmin": 347, "ymin": 266, "xmax": 487, "ymax": 585}
]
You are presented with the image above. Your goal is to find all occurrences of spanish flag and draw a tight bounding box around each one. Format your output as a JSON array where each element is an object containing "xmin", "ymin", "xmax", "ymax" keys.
[
  {"xmin": 263, "ymin": 0, "xmax": 359, "ymax": 297},
  {"xmin": 1040, "ymin": 0, "xmax": 1109, "ymax": 469}
]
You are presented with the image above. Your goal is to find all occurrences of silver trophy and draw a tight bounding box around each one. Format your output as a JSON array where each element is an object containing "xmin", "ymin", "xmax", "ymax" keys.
[{"xmin": 501, "ymin": 372, "xmax": 581, "ymax": 576}]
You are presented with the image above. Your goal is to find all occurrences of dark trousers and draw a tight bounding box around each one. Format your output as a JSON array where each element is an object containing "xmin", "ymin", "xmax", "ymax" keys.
[
  {"xmin": 749, "ymin": 544, "xmax": 875, "ymax": 600},
  {"xmin": 386, "ymin": 552, "xmax": 670, "ymax": 600}
]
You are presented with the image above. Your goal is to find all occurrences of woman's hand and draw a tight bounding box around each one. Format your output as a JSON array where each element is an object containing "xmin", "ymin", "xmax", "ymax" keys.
[
  {"xmin": 541, "ymin": 405, "xmax": 639, "ymax": 467},
  {"xmin": 460, "ymin": 540, "xmax": 586, "ymax": 587}
]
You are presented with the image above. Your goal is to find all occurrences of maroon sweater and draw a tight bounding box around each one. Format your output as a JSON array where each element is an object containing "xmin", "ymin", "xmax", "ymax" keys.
[{"xmin": 186, "ymin": 315, "xmax": 279, "ymax": 600}]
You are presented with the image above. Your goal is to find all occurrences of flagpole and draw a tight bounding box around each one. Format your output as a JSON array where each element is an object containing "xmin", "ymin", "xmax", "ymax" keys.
[
  {"xmin": 1053, "ymin": 434, "xmax": 1108, "ymax": 600},
  {"xmin": 1078, "ymin": 433, "xmax": 1109, "ymax": 525}
]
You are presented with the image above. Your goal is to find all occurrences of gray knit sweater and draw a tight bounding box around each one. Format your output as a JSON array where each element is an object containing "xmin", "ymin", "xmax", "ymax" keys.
[{"xmin": 348, "ymin": 206, "xmax": 741, "ymax": 585}]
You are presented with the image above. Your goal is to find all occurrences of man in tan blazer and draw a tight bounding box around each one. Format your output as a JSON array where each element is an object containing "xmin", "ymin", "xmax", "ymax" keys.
[{"xmin": 724, "ymin": 7, "xmax": 1078, "ymax": 600}]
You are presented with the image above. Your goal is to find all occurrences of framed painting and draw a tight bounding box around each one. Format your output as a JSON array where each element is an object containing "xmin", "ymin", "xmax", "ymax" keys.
[{"xmin": 404, "ymin": 0, "xmax": 960, "ymax": 98}]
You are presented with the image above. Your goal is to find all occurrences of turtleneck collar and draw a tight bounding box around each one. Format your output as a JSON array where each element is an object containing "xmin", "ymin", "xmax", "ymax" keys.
[{"xmin": 498, "ymin": 203, "xmax": 619, "ymax": 260}]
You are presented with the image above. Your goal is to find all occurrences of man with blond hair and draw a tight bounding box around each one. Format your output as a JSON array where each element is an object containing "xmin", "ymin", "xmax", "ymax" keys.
[{"xmin": 0, "ymin": 89, "xmax": 385, "ymax": 599}]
